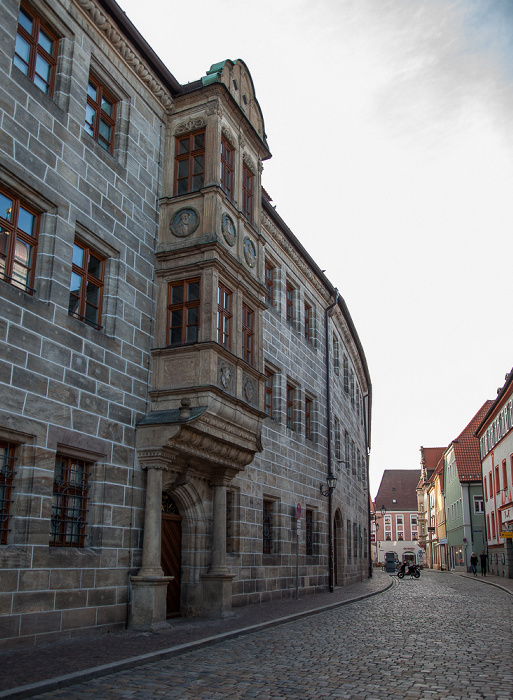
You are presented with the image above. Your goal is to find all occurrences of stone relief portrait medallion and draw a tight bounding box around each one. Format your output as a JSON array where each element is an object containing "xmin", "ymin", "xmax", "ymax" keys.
[
  {"xmin": 170, "ymin": 208, "xmax": 200, "ymax": 238},
  {"xmin": 244, "ymin": 379, "xmax": 255, "ymax": 403},
  {"xmin": 220, "ymin": 365, "xmax": 232, "ymax": 389},
  {"xmin": 221, "ymin": 213, "xmax": 236, "ymax": 246},
  {"xmin": 243, "ymin": 236, "xmax": 257, "ymax": 268}
]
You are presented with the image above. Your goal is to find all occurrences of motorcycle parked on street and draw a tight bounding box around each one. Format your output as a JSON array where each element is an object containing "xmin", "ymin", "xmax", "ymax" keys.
[{"xmin": 397, "ymin": 562, "xmax": 421, "ymax": 579}]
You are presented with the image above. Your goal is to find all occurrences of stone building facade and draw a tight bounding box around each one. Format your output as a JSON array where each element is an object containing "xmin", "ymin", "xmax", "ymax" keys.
[{"xmin": 0, "ymin": 0, "xmax": 371, "ymax": 645}]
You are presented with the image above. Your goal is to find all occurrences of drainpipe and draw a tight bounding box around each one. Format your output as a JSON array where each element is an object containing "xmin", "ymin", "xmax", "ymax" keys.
[{"xmin": 325, "ymin": 289, "xmax": 338, "ymax": 592}]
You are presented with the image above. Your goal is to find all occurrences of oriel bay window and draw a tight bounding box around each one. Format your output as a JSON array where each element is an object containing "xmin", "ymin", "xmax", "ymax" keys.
[
  {"xmin": 0, "ymin": 188, "xmax": 39, "ymax": 292},
  {"xmin": 242, "ymin": 303, "xmax": 253, "ymax": 364},
  {"xmin": 14, "ymin": 4, "xmax": 58, "ymax": 96},
  {"xmin": 242, "ymin": 164, "xmax": 253, "ymax": 222},
  {"xmin": 220, "ymin": 137, "xmax": 234, "ymax": 200},
  {"xmin": 217, "ymin": 283, "xmax": 232, "ymax": 350},
  {"xmin": 167, "ymin": 278, "xmax": 200, "ymax": 345},
  {"xmin": 68, "ymin": 240, "xmax": 104, "ymax": 329},
  {"xmin": 175, "ymin": 129, "xmax": 205, "ymax": 195},
  {"xmin": 85, "ymin": 75, "xmax": 116, "ymax": 153},
  {"xmin": 50, "ymin": 455, "xmax": 90, "ymax": 547}
]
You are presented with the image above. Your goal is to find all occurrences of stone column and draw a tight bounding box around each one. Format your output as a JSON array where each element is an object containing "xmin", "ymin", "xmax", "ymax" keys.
[
  {"xmin": 200, "ymin": 478, "xmax": 235, "ymax": 617},
  {"xmin": 129, "ymin": 465, "xmax": 172, "ymax": 631}
]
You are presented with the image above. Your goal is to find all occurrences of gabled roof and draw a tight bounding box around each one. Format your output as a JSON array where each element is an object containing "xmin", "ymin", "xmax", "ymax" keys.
[
  {"xmin": 475, "ymin": 368, "xmax": 513, "ymax": 437},
  {"xmin": 374, "ymin": 469, "xmax": 421, "ymax": 512},
  {"xmin": 418, "ymin": 446, "xmax": 445, "ymax": 488},
  {"xmin": 451, "ymin": 400, "xmax": 494, "ymax": 481}
]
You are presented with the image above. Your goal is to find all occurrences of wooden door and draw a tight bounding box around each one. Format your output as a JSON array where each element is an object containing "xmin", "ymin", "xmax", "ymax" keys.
[{"xmin": 161, "ymin": 513, "xmax": 181, "ymax": 618}]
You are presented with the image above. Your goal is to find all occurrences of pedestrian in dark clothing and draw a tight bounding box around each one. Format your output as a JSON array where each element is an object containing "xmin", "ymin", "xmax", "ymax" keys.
[
  {"xmin": 479, "ymin": 550, "xmax": 488, "ymax": 576},
  {"xmin": 470, "ymin": 552, "xmax": 478, "ymax": 576}
]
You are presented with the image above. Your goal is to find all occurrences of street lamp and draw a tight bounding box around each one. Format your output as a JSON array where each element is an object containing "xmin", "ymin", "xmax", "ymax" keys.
[{"xmin": 320, "ymin": 473, "xmax": 337, "ymax": 592}]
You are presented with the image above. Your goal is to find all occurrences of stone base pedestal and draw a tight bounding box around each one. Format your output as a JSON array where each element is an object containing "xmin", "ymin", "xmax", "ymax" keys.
[
  {"xmin": 200, "ymin": 572, "xmax": 236, "ymax": 617},
  {"xmin": 129, "ymin": 575, "xmax": 173, "ymax": 631}
]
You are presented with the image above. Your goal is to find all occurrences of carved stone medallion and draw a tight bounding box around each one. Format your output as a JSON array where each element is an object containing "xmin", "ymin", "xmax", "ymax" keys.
[
  {"xmin": 170, "ymin": 208, "xmax": 200, "ymax": 238},
  {"xmin": 243, "ymin": 236, "xmax": 257, "ymax": 268},
  {"xmin": 244, "ymin": 379, "xmax": 255, "ymax": 403},
  {"xmin": 220, "ymin": 365, "xmax": 232, "ymax": 389},
  {"xmin": 222, "ymin": 213, "xmax": 236, "ymax": 246}
]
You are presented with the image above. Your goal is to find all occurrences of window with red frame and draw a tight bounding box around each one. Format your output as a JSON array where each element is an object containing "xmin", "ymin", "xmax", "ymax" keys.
[
  {"xmin": 489, "ymin": 472, "xmax": 493, "ymax": 495},
  {"xmin": 491, "ymin": 512, "xmax": 496, "ymax": 538},
  {"xmin": 305, "ymin": 397, "xmax": 312, "ymax": 439},
  {"xmin": 84, "ymin": 75, "xmax": 116, "ymax": 153},
  {"xmin": 242, "ymin": 165, "xmax": 253, "ymax": 222},
  {"xmin": 502, "ymin": 459, "xmax": 507, "ymax": 491},
  {"xmin": 484, "ymin": 478, "xmax": 488, "ymax": 501},
  {"xmin": 167, "ymin": 278, "xmax": 200, "ymax": 345},
  {"xmin": 286, "ymin": 384, "xmax": 295, "ymax": 430},
  {"xmin": 68, "ymin": 240, "xmax": 104, "ymax": 329},
  {"xmin": 0, "ymin": 442, "xmax": 16, "ymax": 545},
  {"xmin": 286, "ymin": 283, "xmax": 294, "ymax": 325},
  {"xmin": 217, "ymin": 283, "xmax": 232, "ymax": 349},
  {"xmin": 264, "ymin": 262, "xmax": 274, "ymax": 306},
  {"xmin": 175, "ymin": 130, "xmax": 205, "ymax": 195},
  {"xmin": 265, "ymin": 369, "xmax": 273, "ymax": 418},
  {"xmin": 495, "ymin": 465, "xmax": 500, "ymax": 493},
  {"xmin": 242, "ymin": 303, "xmax": 253, "ymax": 364},
  {"xmin": 304, "ymin": 302, "xmax": 311, "ymax": 341},
  {"xmin": 50, "ymin": 455, "xmax": 90, "ymax": 547},
  {"xmin": 220, "ymin": 137, "xmax": 233, "ymax": 199},
  {"xmin": 14, "ymin": 4, "xmax": 58, "ymax": 96},
  {"xmin": 0, "ymin": 188, "xmax": 39, "ymax": 293}
]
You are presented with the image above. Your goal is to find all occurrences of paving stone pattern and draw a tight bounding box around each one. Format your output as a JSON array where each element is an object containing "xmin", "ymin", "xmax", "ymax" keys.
[{"xmin": 34, "ymin": 572, "xmax": 513, "ymax": 699}]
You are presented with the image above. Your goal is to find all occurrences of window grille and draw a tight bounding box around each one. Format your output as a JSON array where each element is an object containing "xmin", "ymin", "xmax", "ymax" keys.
[
  {"xmin": 263, "ymin": 499, "xmax": 273, "ymax": 554},
  {"xmin": 0, "ymin": 442, "xmax": 17, "ymax": 544},
  {"xmin": 50, "ymin": 455, "xmax": 90, "ymax": 547}
]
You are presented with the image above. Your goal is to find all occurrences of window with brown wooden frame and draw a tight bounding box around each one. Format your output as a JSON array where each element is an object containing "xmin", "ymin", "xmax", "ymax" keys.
[
  {"xmin": 265, "ymin": 368, "xmax": 274, "ymax": 418},
  {"xmin": 167, "ymin": 278, "xmax": 200, "ymax": 346},
  {"xmin": 217, "ymin": 283, "xmax": 232, "ymax": 350},
  {"xmin": 286, "ymin": 283, "xmax": 294, "ymax": 325},
  {"xmin": 263, "ymin": 499, "xmax": 273, "ymax": 554},
  {"xmin": 0, "ymin": 442, "xmax": 16, "ymax": 545},
  {"xmin": 68, "ymin": 239, "xmax": 104, "ymax": 329},
  {"xmin": 304, "ymin": 302, "xmax": 311, "ymax": 341},
  {"xmin": 0, "ymin": 187, "xmax": 39, "ymax": 293},
  {"xmin": 305, "ymin": 396, "xmax": 312, "ymax": 440},
  {"xmin": 50, "ymin": 455, "xmax": 90, "ymax": 547},
  {"xmin": 242, "ymin": 164, "xmax": 253, "ymax": 222},
  {"xmin": 84, "ymin": 74, "xmax": 116, "ymax": 153},
  {"xmin": 220, "ymin": 137, "xmax": 234, "ymax": 200},
  {"xmin": 14, "ymin": 4, "xmax": 58, "ymax": 96},
  {"xmin": 286, "ymin": 384, "xmax": 295, "ymax": 430},
  {"xmin": 242, "ymin": 303, "xmax": 253, "ymax": 364},
  {"xmin": 264, "ymin": 261, "xmax": 274, "ymax": 306},
  {"xmin": 334, "ymin": 417, "xmax": 341, "ymax": 460},
  {"xmin": 305, "ymin": 509, "xmax": 313, "ymax": 556},
  {"xmin": 175, "ymin": 130, "xmax": 205, "ymax": 195}
]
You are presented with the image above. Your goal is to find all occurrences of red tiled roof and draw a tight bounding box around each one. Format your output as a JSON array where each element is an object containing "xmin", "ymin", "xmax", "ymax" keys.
[
  {"xmin": 418, "ymin": 446, "xmax": 445, "ymax": 488},
  {"xmin": 374, "ymin": 469, "xmax": 421, "ymax": 512},
  {"xmin": 452, "ymin": 400, "xmax": 494, "ymax": 481}
]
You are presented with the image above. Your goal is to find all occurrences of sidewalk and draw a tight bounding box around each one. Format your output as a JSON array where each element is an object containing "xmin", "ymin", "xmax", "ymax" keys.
[
  {"xmin": 453, "ymin": 569, "xmax": 513, "ymax": 595},
  {"xmin": 0, "ymin": 573, "xmax": 393, "ymax": 700}
]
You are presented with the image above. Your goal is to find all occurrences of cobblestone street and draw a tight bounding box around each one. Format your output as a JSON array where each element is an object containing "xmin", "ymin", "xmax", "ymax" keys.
[{"xmin": 31, "ymin": 572, "xmax": 513, "ymax": 700}]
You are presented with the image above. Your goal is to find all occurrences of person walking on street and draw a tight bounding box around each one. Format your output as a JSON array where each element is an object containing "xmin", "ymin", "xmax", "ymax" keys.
[
  {"xmin": 470, "ymin": 552, "xmax": 478, "ymax": 576},
  {"xmin": 479, "ymin": 550, "xmax": 488, "ymax": 576}
]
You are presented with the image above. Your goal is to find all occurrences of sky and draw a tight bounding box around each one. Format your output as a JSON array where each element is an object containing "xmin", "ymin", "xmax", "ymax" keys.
[{"xmin": 118, "ymin": 0, "xmax": 513, "ymax": 498}]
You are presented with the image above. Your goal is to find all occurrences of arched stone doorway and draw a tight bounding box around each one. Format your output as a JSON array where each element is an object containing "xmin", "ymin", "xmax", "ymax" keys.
[
  {"xmin": 334, "ymin": 509, "xmax": 344, "ymax": 586},
  {"xmin": 161, "ymin": 494, "xmax": 181, "ymax": 618}
]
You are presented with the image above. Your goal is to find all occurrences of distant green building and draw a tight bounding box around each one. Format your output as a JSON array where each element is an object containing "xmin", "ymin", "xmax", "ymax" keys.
[{"xmin": 444, "ymin": 401, "xmax": 493, "ymax": 570}]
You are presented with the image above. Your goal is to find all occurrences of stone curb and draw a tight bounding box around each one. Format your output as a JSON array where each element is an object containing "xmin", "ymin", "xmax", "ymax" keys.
[
  {"xmin": 0, "ymin": 579, "xmax": 393, "ymax": 700},
  {"xmin": 455, "ymin": 572, "xmax": 513, "ymax": 597}
]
